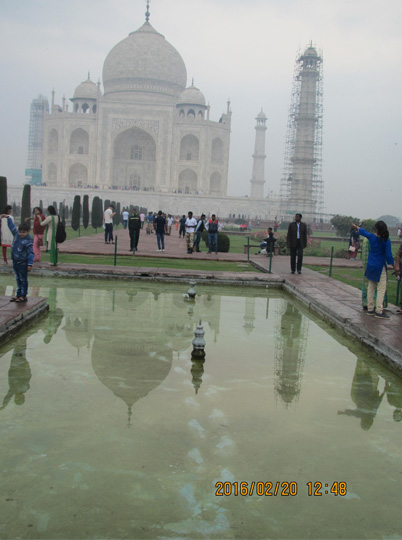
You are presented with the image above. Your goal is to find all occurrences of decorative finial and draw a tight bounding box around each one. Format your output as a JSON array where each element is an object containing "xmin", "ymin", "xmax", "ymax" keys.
[
  {"xmin": 192, "ymin": 77, "xmax": 194, "ymax": 86},
  {"xmin": 88, "ymin": 71, "xmax": 90, "ymax": 80},
  {"xmin": 145, "ymin": 0, "xmax": 150, "ymax": 22}
]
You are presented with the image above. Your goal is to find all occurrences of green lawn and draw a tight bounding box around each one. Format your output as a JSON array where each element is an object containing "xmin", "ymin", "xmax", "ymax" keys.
[
  {"xmin": 39, "ymin": 251, "xmax": 259, "ymax": 273},
  {"xmin": 305, "ymin": 265, "xmax": 401, "ymax": 305}
]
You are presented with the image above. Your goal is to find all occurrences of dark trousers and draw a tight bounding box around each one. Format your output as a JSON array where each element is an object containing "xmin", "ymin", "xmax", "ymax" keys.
[
  {"xmin": 13, "ymin": 261, "xmax": 28, "ymax": 298},
  {"xmin": 208, "ymin": 233, "xmax": 218, "ymax": 253},
  {"xmin": 290, "ymin": 239, "xmax": 303, "ymax": 272},
  {"xmin": 129, "ymin": 229, "xmax": 140, "ymax": 250},
  {"xmin": 179, "ymin": 225, "xmax": 185, "ymax": 238},
  {"xmin": 193, "ymin": 231, "xmax": 202, "ymax": 252},
  {"xmin": 105, "ymin": 223, "xmax": 113, "ymax": 242}
]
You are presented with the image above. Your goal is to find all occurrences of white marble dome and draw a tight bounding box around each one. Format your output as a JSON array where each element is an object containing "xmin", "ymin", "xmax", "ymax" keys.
[
  {"xmin": 102, "ymin": 22, "xmax": 187, "ymax": 98},
  {"xmin": 73, "ymin": 77, "xmax": 98, "ymax": 100},
  {"xmin": 177, "ymin": 84, "xmax": 206, "ymax": 107}
]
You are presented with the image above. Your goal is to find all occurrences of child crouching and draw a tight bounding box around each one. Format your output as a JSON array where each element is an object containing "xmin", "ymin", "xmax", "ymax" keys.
[{"xmin": 1, "ymin": 215, "xmax": 34, "ymax": 302}]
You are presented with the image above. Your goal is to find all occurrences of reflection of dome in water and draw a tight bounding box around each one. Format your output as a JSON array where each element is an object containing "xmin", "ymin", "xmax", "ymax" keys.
[{"xmin": 91, "ymin": 333, "xmax": 173, "ymax": 425}]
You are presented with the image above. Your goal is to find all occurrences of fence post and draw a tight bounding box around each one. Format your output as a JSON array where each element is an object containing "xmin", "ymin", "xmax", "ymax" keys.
[
  {"xmin": 268, "ymin": 243, "xmax": 273, "ymax": 273},
  {"xmin": 114, "ymin": 235, "xmax": 118, "ymax": 266},
  {"xmin": 396, "ymin": 279, "xmax": 401, "ymax": 307},
  {"xmin": 329, "ymin": 246, "xmax": 334, "ymax": 277},
  {"xmin": 247, "ymin": 236, "xmax": 250, "ymax": 263}
]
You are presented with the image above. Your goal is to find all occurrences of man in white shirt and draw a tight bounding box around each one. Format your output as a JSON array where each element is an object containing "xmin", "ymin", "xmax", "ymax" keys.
[
  {"xmin": 185, "ymin": 211, "xmax": 197, "ymax": 254},
  {"xmin": 122, "ymin": 209, "xmax": 129, "ymax": 229},
  {"xmin": 167, "ymin": 215, "xmax": 174, "ymax": 235},
  {"xmin": 104, "ymin": 204, "xmax": 116, "ymax": 244}
]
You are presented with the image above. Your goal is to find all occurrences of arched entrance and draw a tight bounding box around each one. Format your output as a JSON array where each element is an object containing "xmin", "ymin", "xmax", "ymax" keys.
[{"xmin": 112, "ymin": 127, "xmax": 156, "ymax": 190}]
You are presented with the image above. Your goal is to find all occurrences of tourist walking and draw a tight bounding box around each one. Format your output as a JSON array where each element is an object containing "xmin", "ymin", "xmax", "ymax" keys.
[
  {"xmin": 103, "ymin": 204, "xmax": 116, "ymax": 244},
  {"xmin": 167, "ymin": 214, "xmax": 174, "ymax": 235},
  {"xmin": 122, "ymin": 209, "xmax": 129, "ymax": 229},
  {"xmin": 352, "ymin": 221, "xmax": 396, "ymax": 319},
  {"xmin": 286, "ymin": 213, "xmax": 307, "ymax": 274},
  {"xmin": 1, "ymin": 214, "xmax": 33, "ymax": 302},
  {"xmin": 140, "ymin": 212, "xmax": 145, "ymax": 229},
  {"xmin": 185, "ymin": 211, "xmax": 197, "ymax": 254},
  {"xmin": 146, "ymin": 211, "xmax": 154, "ymax": 234},
  {"xmin": 207, "ymin": 214, "xmax": 219, "ymax": 254},
  {"xmin": 1, "ymin": 205, "xmax": 14, "ymax": 264},
  {"xmin": 179, "ymin": 215, "xmax": 186, "ymax": 238},
  {"xmin": 38, "ymin": 206, "xmax": 58, "ymax": 265},
  {"xmin": 25, "ymin": 206, "xmax": 46, "ymax": 262},
  {"xmin": 128, "ymin": 209, "xmax": 141, "ymax": 251},
  {"xmin": 193, "ymin": 214, "xmax": 206, "ymax": 253},
  {"xmin": 154, "ymin": 211, "xmax": 166, "ymax": 251}
]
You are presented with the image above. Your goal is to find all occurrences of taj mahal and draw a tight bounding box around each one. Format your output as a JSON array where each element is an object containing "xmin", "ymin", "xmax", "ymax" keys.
[{"xmin": 21, "ymin": 2, "xmax": 324, "ymax": 222}]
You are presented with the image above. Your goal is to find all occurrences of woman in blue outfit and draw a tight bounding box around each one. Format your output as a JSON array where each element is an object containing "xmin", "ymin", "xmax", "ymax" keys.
[{"xmin": 352, "ymin": 221, "xmax": 396, "ymax": 319}]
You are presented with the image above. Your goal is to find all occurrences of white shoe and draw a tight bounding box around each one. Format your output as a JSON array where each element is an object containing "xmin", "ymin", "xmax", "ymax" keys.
[
  {"xmin": 158, "ymin": 249, "xmax": 161, "ymax": 251},
  {"xmin": 162, "ymin": 249, "xmax": 165, "ymax": 252}
]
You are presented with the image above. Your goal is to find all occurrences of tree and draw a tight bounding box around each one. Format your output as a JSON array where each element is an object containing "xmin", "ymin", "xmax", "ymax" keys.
[
  {"xmin": 52, "ymin": 201, "xmax": 58, "ymax": 213},
  {"xmin": 92, "ymin": 196, "xmax": 103, "ymax": 230},
  {"xmin": 83, "ymin": 195, "xmax": 89, "ymax": 229},
  {"xmin": 61, "ymin": 203, "xmax": 66, "ymax": 226},
  {"xmin": 21, "ymin": 184, "xmax": 31, "ymax": 225},
  {"xmin": 360, "ymin": 219, "xmax": 376, "ymax": 232},
  {"xmin": 377, "ymin": 215, "xmax": 401, "ymax": 227},
  {"xmin": 0, "ymin": 176, "xmax": 7, "ymax": 213},
  {"xmin": 71, "ymin": 195, "xmax": 81, "ymax": 231},
  {"xmin": 104, "ymin": 199, "xmax": 110, "ymax": 211},
  {"xmin": 114, "ymin": 202, "xmax": 121, "ymax": 226},
  {"xmin": 330, "ymin": 214, "xmax": 359, "ymax": 237}
]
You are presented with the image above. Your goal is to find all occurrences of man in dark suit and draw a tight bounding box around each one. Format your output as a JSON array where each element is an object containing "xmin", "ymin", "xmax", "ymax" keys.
[{"xmin": 287, "ymin": 213, "xmax": 307, "ymax": 274}]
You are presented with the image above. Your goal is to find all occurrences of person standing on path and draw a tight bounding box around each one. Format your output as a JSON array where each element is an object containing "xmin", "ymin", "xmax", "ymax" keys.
[
  {"xmin": 38, "ymin": 205, "xmax": 58, "ymax": 265},
  {"xmin": 185, "ymin": 211, "xmax": 197, "ymax": 254},
  {"xmin": 103, "ymin": 204, "xmax": 116, "ymax": 244},
  {"xmin": 179, "ymin": 215, "xmax": 186, "ymax": 238},
  {"xmin": 25, "ymin": 207, "xmax": 46, "ymax": 262},
  {"xmin": 146, "ymin": 211, "xmax": 154, "ymax": 234},
  {"xmin": 140, "ymin": 212, "xmax": 145, "ymax": 229},
  {"xmin": 352, "ymin": 221, "xmax": 396, "ymax": 319},
  {"xmin": 1, "ymin": 205, "xmax": 14, "ymax": 264},
  {"xmin": 193, "ymin": 214, "xmax": 206, "ymax": 253},
  {"xmin": 154, "ymin": 211, "xmax": 166, "ymax": 251},
  {"xmin": 122, "ymin": 209, "xmax": 129, "ymax": 229},
  {"xmin": 286, "ymin": 213, "xmax": 307, "ymax": 274},
  {"xmin": 128, "ymin": 209, "xmax": 141, "ymax": 252},
  {"xmin": 207, "ymin": 214, "xmax": 219, "ymax": 254}
]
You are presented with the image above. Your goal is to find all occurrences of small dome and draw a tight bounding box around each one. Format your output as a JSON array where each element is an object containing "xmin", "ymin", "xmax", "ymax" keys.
[
  {"xmin": 256, "ymin": 109, "xmax": 267, "ymax": 119},
  {"xmin": 304, "ymin": 46, "xmax": 318, "ymax": 57},
  {"xmin": 177, "ymin": 84, "xmax": 206, "ymax": 107},
  {"xmin": 73, "ymin": 76, "xmax": 98, "ymax": 100},
  {"xmin": 103, "ymin": 22, "xmax": 187, "ymax": 98}
]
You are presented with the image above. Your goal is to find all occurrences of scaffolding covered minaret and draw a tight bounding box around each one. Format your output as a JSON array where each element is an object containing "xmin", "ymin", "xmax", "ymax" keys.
[
  {"xmin": 250, "ymin": 109, "xmax": 267, "ymax": 199},
  {"xmin": 25, "ymin": 95, "xmax": 49, "ymax": 185},
  {"xmin": 280, "ymin": 44, "xmax": 323, "ymax": 221}
]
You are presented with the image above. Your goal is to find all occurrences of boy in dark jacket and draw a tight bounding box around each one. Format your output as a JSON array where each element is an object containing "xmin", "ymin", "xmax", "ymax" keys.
[{"xmin": 1, "ymin": 216, "xmax": 34, "ymax": 302}]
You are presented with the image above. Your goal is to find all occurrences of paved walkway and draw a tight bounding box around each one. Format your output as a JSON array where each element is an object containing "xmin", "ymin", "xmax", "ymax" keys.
[{"xmin": 0, "ymin": 296, "xmax": 48, "ymax": 346}]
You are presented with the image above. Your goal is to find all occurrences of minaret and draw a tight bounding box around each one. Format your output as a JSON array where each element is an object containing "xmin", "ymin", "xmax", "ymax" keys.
[
  {"xmin": 282, "ymin": 44, "xmax": 323, "ymax": 220},
  {"xmin": 250, "ymin": 109, "xmax": 267, "ymax": 199}
]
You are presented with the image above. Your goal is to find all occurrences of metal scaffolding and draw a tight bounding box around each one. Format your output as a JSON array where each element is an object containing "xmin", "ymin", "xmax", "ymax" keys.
[
  {"xmin": 25, "ymin": 95, "xmax": 49, "ymax": 184},
  {"xmin": 280, "ymin": 45, "xmax": 324, "ymax": 221}
]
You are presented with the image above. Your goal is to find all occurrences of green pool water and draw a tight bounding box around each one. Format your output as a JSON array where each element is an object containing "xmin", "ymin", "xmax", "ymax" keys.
[{"xmin": 0, "ymin": 277, "xmax": 401, "ymax": 540}]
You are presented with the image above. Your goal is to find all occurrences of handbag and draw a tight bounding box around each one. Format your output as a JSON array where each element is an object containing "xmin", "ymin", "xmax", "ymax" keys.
[{"xmin": 348, "ymin": 246, "xmax": 356, "ymax": 252}]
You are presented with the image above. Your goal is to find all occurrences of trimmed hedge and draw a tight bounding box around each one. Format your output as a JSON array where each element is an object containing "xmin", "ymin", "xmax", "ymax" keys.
[{"xmin": 201, "ymin": 230, "xmax": 230, "ymax": 253}]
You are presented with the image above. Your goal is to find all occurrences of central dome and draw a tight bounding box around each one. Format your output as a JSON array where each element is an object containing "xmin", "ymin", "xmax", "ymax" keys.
[{"xmin": 102, "ymin": 22, "xmax": 187, "ymax": 99}]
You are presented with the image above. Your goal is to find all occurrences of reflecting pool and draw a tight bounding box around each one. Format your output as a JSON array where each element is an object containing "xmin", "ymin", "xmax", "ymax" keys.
[{"xmin": 0, "ymin": 277, "xmax": 401, "ymax": 539}]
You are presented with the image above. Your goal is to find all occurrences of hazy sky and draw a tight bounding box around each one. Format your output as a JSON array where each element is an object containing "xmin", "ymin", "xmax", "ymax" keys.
[{"xmin": 0, "ymin": 0, "xmax": 401, "ymax": 220}]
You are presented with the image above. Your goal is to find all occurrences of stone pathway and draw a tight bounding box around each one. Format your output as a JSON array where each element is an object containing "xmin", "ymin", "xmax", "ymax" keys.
[{"xmin": 0, "ymin": 295, "xmax": 48, "ymax": 346}]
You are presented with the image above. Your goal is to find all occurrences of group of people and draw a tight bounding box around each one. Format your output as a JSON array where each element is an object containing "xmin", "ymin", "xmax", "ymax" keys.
[
  {"xmin": 0, "ymin": 204, "xmax": 59, "ymax": 302},
  {"xmin": 285, "ymin": 212, "xmax": 400, "ymax": 320},
  {"xmin": 108, "ymin": 207, "xmax": 222, "ymax": 255}
]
